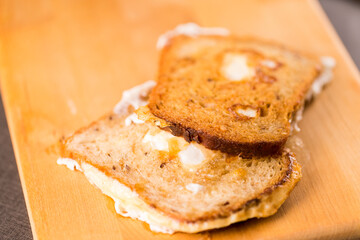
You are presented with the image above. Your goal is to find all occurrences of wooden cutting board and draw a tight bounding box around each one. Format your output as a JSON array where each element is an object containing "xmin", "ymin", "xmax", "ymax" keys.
[{"xmin": 1, "ymin": 0, "xmax": 360, "ymax": 239}]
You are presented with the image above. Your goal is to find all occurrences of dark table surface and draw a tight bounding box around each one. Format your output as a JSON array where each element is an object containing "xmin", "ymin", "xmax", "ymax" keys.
[{"xmin": 1, "ymin": 0, "xmax": 359, "ymax": 239}]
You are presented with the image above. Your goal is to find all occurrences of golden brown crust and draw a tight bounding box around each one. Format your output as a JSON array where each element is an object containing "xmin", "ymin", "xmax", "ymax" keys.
[
  {"xmin": 149, "ymin": 35, "xmax": 320, "ymax": 156},
  {"xmin": 161, "ymin": 119, "xmax": 286, "ymax": 157}
]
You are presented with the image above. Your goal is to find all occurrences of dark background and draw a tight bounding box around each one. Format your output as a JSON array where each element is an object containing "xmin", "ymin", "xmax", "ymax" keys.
[{"xmin": 1, "ymin": 0, "xmax": 359, "ymax": 239}]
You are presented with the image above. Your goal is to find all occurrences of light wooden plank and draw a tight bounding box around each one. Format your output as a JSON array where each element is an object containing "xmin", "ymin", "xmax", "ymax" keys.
[{"xmin": 0, "ymin": 0, "xmax": 359, "ymax": 239}]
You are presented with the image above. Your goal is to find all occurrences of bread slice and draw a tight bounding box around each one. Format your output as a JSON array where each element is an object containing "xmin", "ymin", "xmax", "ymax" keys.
[
  {"xmin": 59, "ymin": 111, "xmax": 301, "ymax": 233},
  {"xmin": 149, "ymin": 34, "xmax": 321, "ymax": 156}
]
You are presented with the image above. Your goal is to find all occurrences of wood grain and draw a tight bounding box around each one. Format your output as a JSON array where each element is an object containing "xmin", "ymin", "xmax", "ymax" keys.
[{"xmin": 1, "ymin": 0, "xmax": 360, "ymax": 239}]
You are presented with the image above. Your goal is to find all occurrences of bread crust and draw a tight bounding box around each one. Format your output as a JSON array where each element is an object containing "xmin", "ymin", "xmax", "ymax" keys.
[{"xmin": 161, "ymin": 119, "xmax": 286, "ymax": 156}]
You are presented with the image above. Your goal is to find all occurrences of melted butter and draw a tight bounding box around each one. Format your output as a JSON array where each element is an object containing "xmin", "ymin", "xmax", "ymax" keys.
[
  {"xmin": 178, "ymin": 144, "xmax": 206, "ymax": 169},
  {"xmin": 225, "ymin": 155, "xmax": 239, "ymax": 164},
  {"xmin": 168, "ymin": 137, "xmax": 181, "ymax": 160},
  {"xmin": 285, "ymin": 135, "xmax": 311, "ymax": 165},
  {"xmin": 232, "ymin": 168, "xmax": 247, "ymax": 179},
  {"xmin": 221, "ymin": 53, "xmax": 255, "ymax": 81},
  {"xmin": 134, "ymin": 183, "xmax": 146, "ymax": 194}
]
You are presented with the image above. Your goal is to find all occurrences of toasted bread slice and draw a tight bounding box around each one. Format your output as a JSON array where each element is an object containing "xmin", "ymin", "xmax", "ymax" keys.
[
  {"xmin": 149, "ymin": 33, "xmax": 321, "ymax": 156},
  {"xmin": 60, "ymin": 112, "xmax": 301, "ymax": 233}
]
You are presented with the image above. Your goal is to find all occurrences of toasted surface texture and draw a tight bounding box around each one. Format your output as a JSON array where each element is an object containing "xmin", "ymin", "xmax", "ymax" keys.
[
  {"xmin": 149, "ymin": 35, "xmax": 320, "ymax": 155},
  {"xmin": 60, "ymin": 112, "xmax": 301, "ymax": 233}
]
